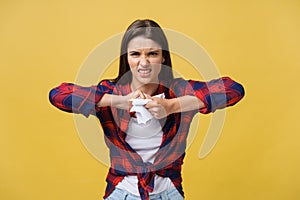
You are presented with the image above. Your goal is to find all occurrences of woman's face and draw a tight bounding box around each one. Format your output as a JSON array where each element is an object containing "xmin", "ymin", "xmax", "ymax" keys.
[{"xmin": 127, "ymin": 35, "xmax": 164, "ymax": 88}]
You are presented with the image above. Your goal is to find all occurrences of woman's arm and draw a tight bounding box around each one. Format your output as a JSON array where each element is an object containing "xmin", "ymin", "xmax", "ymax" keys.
[
  {"xmin": 189, "ymin": 76, "xmax": 245, "ymax": 114},
  {"xmin": 49, "ymin": 80, "xmax": 147, "ymax": 117},
  {"xmin": 145, "ymin": 96, "xmax": 205, "ymax": 119},
  {"xmin": 96, "ymin": 90, "xmax": 147, "ymax": 110},
  {"xmin": 49, "ymin": 82, "xmax": 113, "ymax": 117},
  {"xmin": 145, "ymin": 77, "xmax": 245, "ymax": 118}
]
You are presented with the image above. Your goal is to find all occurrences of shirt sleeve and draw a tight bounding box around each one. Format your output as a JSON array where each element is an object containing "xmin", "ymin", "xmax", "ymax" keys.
[
  {"xmin": 49, "ymin": 80, "xmax": 114, "ymax": 117},
  {"xmin": 188, "ymin": 76, "xmax": 245, "ymax": 114}
]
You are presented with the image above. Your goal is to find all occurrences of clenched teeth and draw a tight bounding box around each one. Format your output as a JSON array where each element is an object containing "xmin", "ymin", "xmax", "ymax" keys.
[{"xmin": 138, "ymin": 69, "xmax": 152, "ymax": 73}]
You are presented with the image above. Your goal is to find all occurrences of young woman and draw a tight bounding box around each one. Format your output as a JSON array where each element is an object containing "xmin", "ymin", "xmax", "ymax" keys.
[{"xmin": 49, "ymin": 19, "xmax": 245, "ymax": 200}]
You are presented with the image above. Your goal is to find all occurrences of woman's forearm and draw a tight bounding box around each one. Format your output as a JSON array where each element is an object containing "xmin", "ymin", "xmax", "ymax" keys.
[
  {"xmin": 168, "ymin": 95, "xmax": 205, "ymax": 114},
  {"xmin": 97, "ymin": 90, "xmax": 147, "ymax": 110},
  {"xmin": 96, "ymin": 94, "xmax": 129, "ymax": 110}
]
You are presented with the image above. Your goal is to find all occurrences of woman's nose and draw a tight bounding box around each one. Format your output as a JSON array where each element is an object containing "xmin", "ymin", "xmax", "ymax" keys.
[{"xmin": 139, "ymin": 56, "xmax": 149, "ymax": 67}]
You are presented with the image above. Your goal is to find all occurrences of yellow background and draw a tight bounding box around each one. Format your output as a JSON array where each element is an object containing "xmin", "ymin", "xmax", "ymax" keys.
[{"xmin": 1, "ymin": 0, "xmax": 300, "ymax": 199}]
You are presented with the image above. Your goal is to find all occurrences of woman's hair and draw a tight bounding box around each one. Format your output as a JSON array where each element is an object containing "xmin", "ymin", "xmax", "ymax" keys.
[{"xmin": 111, "ymin": 19, "xmax": 174, "ymax": 84}]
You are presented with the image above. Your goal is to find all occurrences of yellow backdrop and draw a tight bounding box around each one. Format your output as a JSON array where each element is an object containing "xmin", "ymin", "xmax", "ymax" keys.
[{"xmin": 1, "ymin": 0, "xmax": 300, "ymax": 199}]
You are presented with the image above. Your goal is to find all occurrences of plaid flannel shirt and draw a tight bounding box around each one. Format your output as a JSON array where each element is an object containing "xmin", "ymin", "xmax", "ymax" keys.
[{"xmin": 49, "ymin": 77, "xmax": 244, "ymax": 200}]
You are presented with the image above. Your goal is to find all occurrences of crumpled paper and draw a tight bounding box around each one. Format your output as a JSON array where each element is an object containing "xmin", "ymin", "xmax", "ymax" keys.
[{"xmin": 129, "ymin": 93, "xmax": 165, "ymax": 124}]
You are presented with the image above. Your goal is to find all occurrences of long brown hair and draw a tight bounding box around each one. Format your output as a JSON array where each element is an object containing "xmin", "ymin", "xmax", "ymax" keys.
[{"xmin": 110, "ymin": 19, "xmax": 173, "ymax": 84}]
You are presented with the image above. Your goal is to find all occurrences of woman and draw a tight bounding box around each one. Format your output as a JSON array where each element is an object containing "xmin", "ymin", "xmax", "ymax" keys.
[{"xmin": 49, "ymin": 19, "xmax": 245, "ymax": 200}]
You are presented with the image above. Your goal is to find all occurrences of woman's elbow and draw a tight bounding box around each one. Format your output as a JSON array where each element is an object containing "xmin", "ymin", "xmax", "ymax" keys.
[
  {"xmin": 235, "ymin": 81, "xmax": 245, "ymax": 101},
  {"xmin": 49, "ymin": 88, "xmax": 59, "ymax": 107}
]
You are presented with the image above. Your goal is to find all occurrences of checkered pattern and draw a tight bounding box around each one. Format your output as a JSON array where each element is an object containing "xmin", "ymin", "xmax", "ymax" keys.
[{"xmin": 49, "ymin": 77, "xmax": 244, "ymax": 200}]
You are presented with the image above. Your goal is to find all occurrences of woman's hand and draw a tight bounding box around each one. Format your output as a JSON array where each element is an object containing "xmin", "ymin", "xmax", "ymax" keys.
[
  {"xmin": 144, "ymin": 95, "xmax": 205, "ymax": 119},
  {"xmin": 145, "ymin": 98, "xmax": 176, "ymax": 119},
  {"xmin": 126, "ymin": 90, "xmax": 148, "ymax": 109},
  {"xmin": 128, "ymin": 89, "xmax": 147, "ymax": 100}
]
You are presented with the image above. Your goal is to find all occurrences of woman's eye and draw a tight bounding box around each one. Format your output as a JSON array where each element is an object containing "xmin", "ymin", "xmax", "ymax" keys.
[
  {"xmin": 130, "ymin": 52, "xmax": 140, "ymax": 56},
  {"xmin": 148, "ymin": 52, "xmax": 158, "ymax": 56}
]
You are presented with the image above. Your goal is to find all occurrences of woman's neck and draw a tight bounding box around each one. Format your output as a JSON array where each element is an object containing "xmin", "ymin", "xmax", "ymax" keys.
[{"xmin": 131, "ymin": 83, "xmax": 159, "ymax": 96}]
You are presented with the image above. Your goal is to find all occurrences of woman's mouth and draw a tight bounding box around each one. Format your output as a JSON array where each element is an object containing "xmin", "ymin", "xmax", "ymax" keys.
[{"xmin": 138, "ymin": 68, "xmax": 152, "ymax": 77}]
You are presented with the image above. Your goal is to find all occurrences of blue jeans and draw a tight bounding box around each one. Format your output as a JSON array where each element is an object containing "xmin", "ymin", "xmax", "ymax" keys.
[{"xmin": 104, "ymin": 187, "xmax": 184, "ymax": 200}]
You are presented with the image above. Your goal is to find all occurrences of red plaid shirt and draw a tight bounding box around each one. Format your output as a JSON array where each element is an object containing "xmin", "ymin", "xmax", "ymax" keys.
[{"xmin": 49, "ymin": 77, "xmax": 244, "ymax": 200}]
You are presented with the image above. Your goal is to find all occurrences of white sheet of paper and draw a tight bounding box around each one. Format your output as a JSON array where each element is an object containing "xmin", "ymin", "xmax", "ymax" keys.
[{"xmin": 129, "ymin": 93, "xmax": 165, "ymax": 124}]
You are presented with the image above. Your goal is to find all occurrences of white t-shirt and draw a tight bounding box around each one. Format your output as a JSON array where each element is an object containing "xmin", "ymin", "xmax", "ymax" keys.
[{"xmin": 116, "ymin": 117, "xmax": 173, "ymax": 195}]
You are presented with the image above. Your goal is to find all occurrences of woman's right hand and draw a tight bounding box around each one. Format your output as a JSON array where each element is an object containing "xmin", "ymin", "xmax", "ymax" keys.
[{"xmin": 126, "ymin": 90, "xmax": 149, "ymax": 109}]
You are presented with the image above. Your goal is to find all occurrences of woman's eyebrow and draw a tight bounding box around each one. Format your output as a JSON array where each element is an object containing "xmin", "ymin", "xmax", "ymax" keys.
[
  {"xmin": 149, "ymin": 48, "xmax": 162, "ymax": 51},
  {"xmin": 128, "ymin": 50, "xmax": 140, "ymax": 54}
]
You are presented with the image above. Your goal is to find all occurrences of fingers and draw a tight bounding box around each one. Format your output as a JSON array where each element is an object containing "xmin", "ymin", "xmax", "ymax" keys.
[
  {"xmin": 130, "ymin": 90, "xmax": 152, "ymax": 100},
  {"xmin": 139, "ymin": 91, "xmax": 146, "ymax": 99},
  {"xmin": 130, "ymin": 90, "xmax": 145, "ymax": 99},
  {"xmin": 145, "ymin": 99, "xmax": 168, "ymax": 119},
  {"xmin": 148, "ymin": 106, "xmax": 167, "ymax": 119},
  {"xmin": 145, "ymin": 98, "xmax": 161, "ymax": 107},
  {"xmin": 143, "ymin": 93, "xmax": 151, "ymax": 99}
]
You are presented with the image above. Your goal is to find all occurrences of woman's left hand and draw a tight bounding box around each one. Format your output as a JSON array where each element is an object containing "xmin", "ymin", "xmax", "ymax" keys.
[{"xmin": 145, "ymin": 98, "xmax": 174, "ymax": 119}]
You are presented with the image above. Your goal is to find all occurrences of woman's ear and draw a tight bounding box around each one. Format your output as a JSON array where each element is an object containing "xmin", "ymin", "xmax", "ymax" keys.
[{"xmin": 162, "ymin": 57, "xmax": 165, "ymax": 63}]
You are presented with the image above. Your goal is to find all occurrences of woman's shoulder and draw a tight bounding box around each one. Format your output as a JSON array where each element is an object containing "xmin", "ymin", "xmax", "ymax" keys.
[
  {"xmin": 160, "ymin": 78, "xmax": 192, "ymax": 96},
  {"xmin": 98, "ymin": 79, "xmax": 131, "ymax": 95},
  {"xmin": 98, "ymin": 79, "xmax": 116, "ymax": 88},
  {"xmin": 164, "ymin": 78, "xmax": 190, "ymax": 87}
]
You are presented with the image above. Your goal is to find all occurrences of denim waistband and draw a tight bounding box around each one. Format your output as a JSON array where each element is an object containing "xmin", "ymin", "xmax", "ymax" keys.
[{"xmin": 105, "ymin": 185, "xmax": 183, "ymax": 200}]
